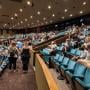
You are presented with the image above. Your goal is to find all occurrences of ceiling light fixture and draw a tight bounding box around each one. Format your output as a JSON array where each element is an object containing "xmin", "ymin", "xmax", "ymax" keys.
[
  {"xmin": 64, "ymin": 9, "xmax": 68, "ymax": 12},
  {"xmin": 27, "ymin": 1, "xmax": 31, "ymax": 5},
  {"xmin": 11, "ymin": 17, "xmax": 14, "ymax": 20},
  {"xmin": 48, "ymin": 5, "xmax": 51, "ymax": 9},
  {"xmin": 37, "ymin": 20, "xmax": 39, "ymax": 23},
  {"xmin": 32, "ymin": 22, "xmax": 34, "ymax": 25},
  {"xmin": 43, "ymin": 17, "xmax": 46, "ymax": 20},
  {"xmin": 30, "ymin": 15, "xmax": 33, "ymax": 19},
  {"xmin": 21, "ymin": 21, "xmax": 23, "ymax": 24},
  {"xmin": 18, "ymin": 22, "xmax": 20, "ymax": 25},
  {"xmin": 70, "ymin": 14, "xmax": 73, "ymax": 17},
  {"xmin": 37, "ymin": 11, "xmax": 40, "ymax": 15},
  {"xmin": 45, "ymin": 21, "xmax": 48, "ymax": 24},
  {"xmin": 50, "ymin": 20, "xmax": 53, "ymax": 23},
  {"xmin": 0, "ymin": 5, "xmax": 2, "ymax": 9},
  {"xmin": 83, "ymin": 1, "xmax": 86, "ymax": 5},
  {"xmin": 52, "ymin": 14, "xmax": 55, "ymax": 17},
  {"xmin": 27, "ymin": 24, "xmax": 30, "ymax": 26},
  {"xmin": 61, "ymin": 16, "xmax": 65, "ymax": 19},
  {"xmin": 55, "ymin": 25, "xmax": 58, "ymax": 27},
  {"xmin": 14, "ymin": 13, "xmax": 18, "ymax": 17},
  {"xmin": 25, "ymin": 18, "xmax": 28, "ymax": 22},
  {"xmin": 19, "ymin": 8, "xmax": 23, "ymax": 12},
  {"xmin": 80, "ymin": 10, "xmax": 83, "ymax": 14}
]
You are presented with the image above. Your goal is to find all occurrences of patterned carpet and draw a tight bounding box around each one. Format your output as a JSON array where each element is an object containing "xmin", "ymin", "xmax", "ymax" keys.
[{"xmin": 0, "ymin": 59, "xmax": 37, "ymax": 90}]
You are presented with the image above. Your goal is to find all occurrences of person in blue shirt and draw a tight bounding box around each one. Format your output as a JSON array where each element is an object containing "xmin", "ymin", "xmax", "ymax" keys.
[{"xmin": 16, "ymin": 41, "xmax": 23, "ymax": 49}]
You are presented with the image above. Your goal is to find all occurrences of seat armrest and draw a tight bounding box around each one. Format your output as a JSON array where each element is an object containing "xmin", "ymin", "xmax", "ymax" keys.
[{"xmin": 73, "ymin": 75, "xmax": 84, "ymax": 79}]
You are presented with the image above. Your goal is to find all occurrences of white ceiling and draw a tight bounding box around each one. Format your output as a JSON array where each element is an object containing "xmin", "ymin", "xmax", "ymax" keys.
[{"xmin": 0, "ymin": 0, "xmax": 89, "ymax": 29}]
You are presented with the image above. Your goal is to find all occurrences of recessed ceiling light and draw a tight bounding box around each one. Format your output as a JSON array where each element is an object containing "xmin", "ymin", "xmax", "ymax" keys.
[
  {"xmin": 50, "ymin": 20, "xmax": 53, "ymax": 23},
  {"xmin": 70, "ymin": 14, "xmax": 73, "ymax": 17},
  {"xmin": 80, "ymin": 10, "xmax": 83, "ymax": 14},
  {"xmin": 18, "ymin": 22, "xmax": 20, "ymax": 25},
  {"xmin": 32, "ymin": 22, "xmax": 34, "ymax": 25},
  {"xmin": 61, "ymin": 16, "xmax": 65, "ymax": 19},
  {"xmin": 55, "ymin": 25, "xmax": 58, "ymax": 27},
  {"xmin": 19, "ymin": 8, "xmax": 23, "ymax": 12},
  {"xmin": 4, "ymin": 24, "xmax": 7, "ymax": 27},
  {"xmin": 83, "ymin": 1, "xmax": 86, "ymax": 5},
  {"xmin": 11, "ymin": 17, "xmax": 14, "ymax": 20},
  {"xmin": 37, "ymin": 11, "xmax": 40, "ymax": 15},
  {"xmin": 27, "ymin": 1, "xmax": 31, "ymax": 5},
  {"xmin": 45, "ymin": 21, "xmax": 48, "ymax": 24},
  {"xmin": 14, "ymin": 13, "xmax": 18, "ymax": 17},
  {"xmin": 27, "ymin": 24, "xmax": 30, "ymax": 26},
  {"xmin": 64, "ymin": 9, "xmax": 68, "ymax": 12},
  {"xmin": 30, "ymin": 15, "xmax": 33, "ymax": 19},
  {"xmin": 0, "ymin": 5, "xmax": 2, "ymax": 9},
  {"xmin": 25, "ymin": 18, "xmax": 28, "ymax": 22},
  {"xmin": 52, "ymin": 14, "xmax": 55, "ymax": 17},
  {"xmin": 21, "ymin": 21, "xmax": 23, "ymax": 24},
  {"xmin": 37, "ymin": 20, "xmax": 39, "ymax": 23},
  {"xmin": 48, "ymin": 5, "xmax": 51, "ymax": 9},
  {"xmin": 43, "ymin": 17, "xmax": 46, "ymax": 20}
]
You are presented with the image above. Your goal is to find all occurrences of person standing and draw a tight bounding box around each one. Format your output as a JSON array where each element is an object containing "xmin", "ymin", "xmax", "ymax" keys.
[
  {"xmin": 8, "ymin": 41, "xmax": 18, "ymax": 72},
  {"xmin": 21, "ymin": 41, "xmax": 31, "ymax": 73}
]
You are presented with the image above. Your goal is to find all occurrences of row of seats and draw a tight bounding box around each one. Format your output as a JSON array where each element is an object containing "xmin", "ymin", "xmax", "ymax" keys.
[
  {"xmin": 53, "ymin": 53, "xmax": 90, "ymax": 90},
  {"xmin": 40, "ymin": 44, "xmax": 90, "ymax": 90},
  {"xmin": 0, "ymin": 56, "xmax": 9, "ymax": 73}
]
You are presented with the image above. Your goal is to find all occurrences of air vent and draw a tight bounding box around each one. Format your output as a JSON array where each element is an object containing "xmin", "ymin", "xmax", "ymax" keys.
[{"xmin": 10, "ymin": 0, "xmax": 23, "ymax": 3}]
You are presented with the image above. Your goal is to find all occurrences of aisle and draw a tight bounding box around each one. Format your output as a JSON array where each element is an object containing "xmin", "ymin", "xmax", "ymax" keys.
[{"xmin": 0, "ymin": 59, "xmax": 37, "ymax": 90}]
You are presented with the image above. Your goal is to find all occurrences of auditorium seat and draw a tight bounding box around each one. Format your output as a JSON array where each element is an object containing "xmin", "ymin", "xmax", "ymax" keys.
[
  {"xmin": 65, "ymin": 63, "xmax": 86, "ymax": 90},
  {"xmin": 67, "ymin": 48, "xmax": 77, "ymax": 56},
  {"xmin": 59, "ymin": 57, "xmax": 69, "ymax": 68},
  {"xmin": 54, "ymin": 55, "xmax": 64, "ymax": 70},
  {"xmin": 74, "ymin": 68, "xmax": 90, "ymax": 90},
  {"xmin": 75, "ymin": 49, "xmax": 81, "ymax": 56},
  {"xmin": 60, "ymin": 59, "xmax": 76, "ymax": 79}
]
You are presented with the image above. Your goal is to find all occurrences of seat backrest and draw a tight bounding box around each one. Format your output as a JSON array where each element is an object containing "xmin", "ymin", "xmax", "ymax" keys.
[
  {"xmin": 43, "ymin": 49, "xmax": 50, "ymax": 55},
  {"xmin": 54, "ymin": 54, "xmax": 60, "ymax": 60},
  {"xmin": 75, "ymin": 50, "xmax": 81, "ymax": 56},
  {"xmin": 62, "ymin": 57, "xmax": 69, "ymax": 66},
  {"xmin": 84, "ymin": 68, "xmax": 90, "ymax": 83},
  {"xmin": 70, "ymin": 48, "xmax": 76, "ymax": 55},
  {"xmin": 57, "ymin": 55, "xmax": 64, "ymax": 63},
  {"xmin": 74, "ymin": 63, "xmax": 86, "ymax": 76},
  {"xmin": 67, "ymin": 59, "xmax": 76, "ymax": 70}
]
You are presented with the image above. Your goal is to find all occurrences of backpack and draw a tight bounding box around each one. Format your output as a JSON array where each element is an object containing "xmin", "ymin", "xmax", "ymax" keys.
[{"xmin": 9, "ymin": 47, "xmax": 18, "ymax": 57}]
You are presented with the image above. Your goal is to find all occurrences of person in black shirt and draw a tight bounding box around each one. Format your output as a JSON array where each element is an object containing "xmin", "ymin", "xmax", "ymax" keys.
[{"xmin": 21, "ymin": 41, "xmax": 30, "ymax": 73}]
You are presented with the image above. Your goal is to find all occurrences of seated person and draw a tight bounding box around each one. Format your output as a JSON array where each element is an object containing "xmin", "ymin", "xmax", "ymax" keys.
[
  {"xmin": 49, "ymin": 41, "xmax": 57, "ymax": 50},
  {"xmin": 72, "ymin": 45, "xmax": 87, "ymax": 60},
  {"xmin": 77, "ymin": 44, "xmax": 90, "ymax": 67},
  {"xmin": 63, "ymin": 39, "xmax": 71, "ymax": 51}
]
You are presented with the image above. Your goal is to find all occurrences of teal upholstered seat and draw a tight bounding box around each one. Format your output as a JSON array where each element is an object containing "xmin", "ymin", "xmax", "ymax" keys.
[{"xmin": 75, "ymin": 68, "xmax": 90, "ymax": 90}]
